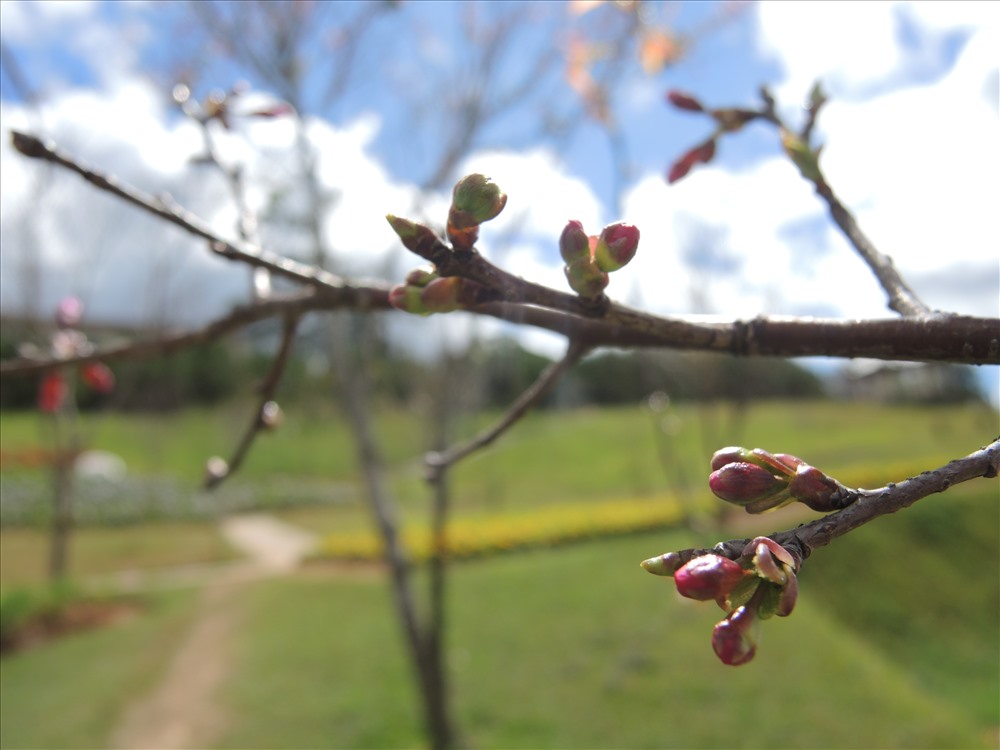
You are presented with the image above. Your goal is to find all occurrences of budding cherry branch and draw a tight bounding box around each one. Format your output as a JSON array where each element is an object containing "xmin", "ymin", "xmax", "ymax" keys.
[{"xmin": 3, "ymin": 84, "xmax": 998, "ymax": 668}]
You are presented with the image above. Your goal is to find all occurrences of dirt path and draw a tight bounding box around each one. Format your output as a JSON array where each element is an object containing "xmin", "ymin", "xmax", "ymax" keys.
[
  {"xmin": 109, "ymin": 582, "xmax": 241, "ymax": 750},
  {"xmin": 107, "ymin": 514, "xmax": 319, "ymax": 749}
]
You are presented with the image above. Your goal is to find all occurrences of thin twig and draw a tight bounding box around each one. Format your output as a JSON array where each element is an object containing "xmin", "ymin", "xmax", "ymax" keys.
[
  {"xmin": 813, "ymin": 178, "xmax": 931, "ymax": 317},
  {"xmin": 660, "ymin": 437, "xmax": 1000, "ymax": 570},
  {"xmin": 0, "ymin": 289, "xmax": 390, "ymax": 377},
  {"xmin": 204, "ymin": 313, "xmax": 300, "ymax": 490},
  {"xmin": 425, "ymin": 338, "xmax": 589, "ymax": 482},
  {"xmin": 10, "ymin": 131, "xmax": 349, "ymax": 293}
]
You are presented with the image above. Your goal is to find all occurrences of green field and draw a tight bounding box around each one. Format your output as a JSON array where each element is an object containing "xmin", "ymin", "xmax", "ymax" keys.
[{"xmin": 0, "ymin": 401, "xmax": 997, "ymax": 748}]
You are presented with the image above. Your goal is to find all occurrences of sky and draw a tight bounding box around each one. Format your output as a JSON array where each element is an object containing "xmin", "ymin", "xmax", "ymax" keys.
[{"xmin": 0, "ymin": 0, "xmax": 997, "ymax": 394}]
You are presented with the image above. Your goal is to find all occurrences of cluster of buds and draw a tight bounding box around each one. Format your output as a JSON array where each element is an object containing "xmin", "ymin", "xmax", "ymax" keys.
[
  {"xmin": 35, "ymin": 297, "xmax": 115, "ymax": 413},
  {"xmin": 665, "ymin": 90, "xmax": 761, "ymax": 184},
  {"xmin": 708, "ymin": 446, "xmax": 852, "ymax": 513},
  {"xmin": 641, "ymin": 536, "xmax": 798, "ymax": 666},
  {"xmin": 388, "ymin": 265, "xmax": 491, "ymax": 316},
  {"xmin": 446, "ymin": 174, "xmax": 507, "ymax": 252},
  {"xmin": 559, "ymin": 220, "xmax": 640, "ymax": 298}
]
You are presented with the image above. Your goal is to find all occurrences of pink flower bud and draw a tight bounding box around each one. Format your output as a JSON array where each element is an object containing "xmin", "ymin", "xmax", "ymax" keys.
[
  {"xmin": 80, "ymin": 362, "xmax": 115, "ymax": 394},
  {"xmin": 564, "ymin": 257, "xmax": 609, "ymax": 298},
  {"xmin": 592, "ymin": 222, "xmax": 639, "ymax": 272},
  {"xmin": 709, "ymin": 462, "xmax": 787, "ymax": 506},
  {"xmin": 712, "ymin": 605, "xmax": 759, "ymax": 666},
  {"xmin": 674, "ymin": 554, "xmax": 747, "ymax": 601},
  {"xmin": 38, "ymin": 372, "xmax": 67, "ymax": 413},
  {"xmin": 559, "ymin": 220, "xmax": 590, "ymax": 264},
  {"xmin": 788, "ymin": 464, "xmax": 848, "ymax": 511},
  {"xmin": 55, "ymin": 297, "xmax": 83, "ymax": 328},
  {"xmin": 666, "ymin": 90, "xmax": 704, "ymax": 112}
]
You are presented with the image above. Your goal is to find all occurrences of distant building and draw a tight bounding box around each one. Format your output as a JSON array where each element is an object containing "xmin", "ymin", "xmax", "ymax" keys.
[{"xmin": 829, "ymin": 361, "xmax": 982, "ymax": 403}]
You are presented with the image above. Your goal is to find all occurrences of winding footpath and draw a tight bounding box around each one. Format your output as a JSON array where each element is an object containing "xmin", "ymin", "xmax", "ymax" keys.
[{"xmin": 107, "ymin": 514, "xmax": 318, "ymax": 750}]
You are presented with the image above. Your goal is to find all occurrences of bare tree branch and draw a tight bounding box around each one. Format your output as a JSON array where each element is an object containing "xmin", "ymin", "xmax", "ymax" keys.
[
  {"xmin": 0, "ymin": 289, "xmax": 390, "ymax": 377},
  {"xmin": 660, "ymin": 437, "xmax": 1000, "ymax": 570},
  {"xmin": 754, "ymin": 87, "xmax": 932, "ymax": 317},
  {"xmin": 204, "ymin": 313, "xmax": 300, "ymax": 490},
  {"xmin": 9, "ymin": 131, "xmax": 351, "ymax": 293},
  {"xmin": 8, "ymin": 130, "xmax": 997, "ymax": 371},
  {"xmin": 425, "ymin": 338, "xmax": 589, "ymax": 482}
]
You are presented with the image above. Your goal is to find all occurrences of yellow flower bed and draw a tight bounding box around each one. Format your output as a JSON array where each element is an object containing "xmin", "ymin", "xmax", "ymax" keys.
[
  {"xmin": 314, "ymin": 460, "xmax": 949, "ymax": 563},
  {"xmin": 317, "ymin": 496, "xmax": 687, "ymax": 563}
]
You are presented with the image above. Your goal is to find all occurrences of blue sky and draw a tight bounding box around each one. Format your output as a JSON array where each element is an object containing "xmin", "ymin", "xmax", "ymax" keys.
[{"xmin": 1, "ymin": 0, "xmax": 997, "ymax": 395}]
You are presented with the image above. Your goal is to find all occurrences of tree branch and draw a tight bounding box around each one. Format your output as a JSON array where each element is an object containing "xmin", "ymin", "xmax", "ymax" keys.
[
  {"xmin": 204, "ymin": 313, "xmax": 300, "ymax": 489},
  {"xmin": 425, "ymin": 338, "xmax": 589, "ymax": 482},
  {"xmin": 9, "ymin": 130, "xmax": 351, "ymax": 293},
  {"xmin": 662, "ymin": 437, "xmax": 1000, "ymax": 570},
  {"xmin": 0, "ymin": 289, "xmax": 390, "ymax": 377}
]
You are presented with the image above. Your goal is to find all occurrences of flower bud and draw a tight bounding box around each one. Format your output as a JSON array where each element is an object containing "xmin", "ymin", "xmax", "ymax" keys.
[
  {"xmin": 55, "ymin": 297, "xmax": 83, "ymax": 329},
  {"xmin": 592, "ymin": 222, "xmax": 639, "ymax": 272},
  {"xmin": 666, "ymin": 90, "xmax": 704, "ymax": 112},
  {"xmin": 388, "ymin": 284, "xmax": 430, "ymax": 316},
  {"xmin": 80, "ymin": 362, "xmax": 115, "ymax": 394},
  {"xmin": 260, "ymin": 400, "xmax": 283, "ymax": 430},
  {"xmin": 709, "ymin": 462, "xmax": 788, "ymax": 507},
  {"xmin": 712, "ymin": 605, "xmax": 759, "ymax": 666},
  {"xmin": 405, "ymin": 265, "xmax": 438, "ymax": 288},
  {"xmin": 420, "ymin": 277, "xmax": 461, "ymax": 314},
  {"xmin": 386, "ymin": 214, "xmax": 440, "ymax": 255},
  {"xmin": 38, "ymin": 372, "xmax": 67, "ymax": 413},
  {"xmin": 780, "ymin": 128, "xmax": 823, "ymax": 183},
  {"xmin": 751, "ymin": 542, "xmax": 788, "ymax": 586},
  {"xmin": 640, "ymin": 551, "xmax": 685, "ymax": 577},
  {"xmin": 204, "ymin": 456, "xmax": 229, "ymax": 486},
  {"xmin": 559, "ymin": 220, "xmax": 590, "ymax": 264},
  {"xmin": 788, "ymin": 464, "xmax": 848, "ymax": 511},
  {"xmin": 450, "ymin": 174, "xmax": 507, "ymax": 227},
  {"xmin": 710, "ymin": 446, "xmax": 752, "ymax": 471},
  {"xmin": 564, "ymin": 257, "xmax": 609, "ymax": 298},
  {"xmin": 742, "ymin": 536, "xmax": 796, "ymax": 571},
  {"xmin": 674, "ymin": 554, "xmax": 747, "ymax": 601}
]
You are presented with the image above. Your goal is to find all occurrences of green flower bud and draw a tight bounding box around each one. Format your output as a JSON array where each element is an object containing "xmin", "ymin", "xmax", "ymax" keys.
[
  {"xmin": 405, "ymin": 265, "xmax": 438, "ymax": 288},
  {"xmin": 388, "ymin": 284, "xmax": 431, "ymax": 316},
  {"xmin": 386, "ymin": 214, "xmax": 441, "ymax": 255},
  {"xmin": 640, "ymin": 551, "xmax": 685, "ymax": 577},
  {"xmin": 564, "ymin": 256, "xmax": 609, "ymax": 297},
  {"xmin": 451, "ymin": 174, "xmax": 507, "ymax": 227},
  {"xmin": 593, "ymin": 222, "xmax": 640, "ymax": 272}
]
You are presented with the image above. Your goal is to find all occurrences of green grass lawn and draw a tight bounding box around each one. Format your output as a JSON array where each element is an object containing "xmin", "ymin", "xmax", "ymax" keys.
[
  {"xmin": 0, "ymin": 401, "xmax": 995, "ymax": 748},
  {"xmin": 217, "ymin": 521, "xmax": 994, "ymax": 748},
  {"xmin": 0, "ymin": 588, "xmax": 200, "ymax": 750}
]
